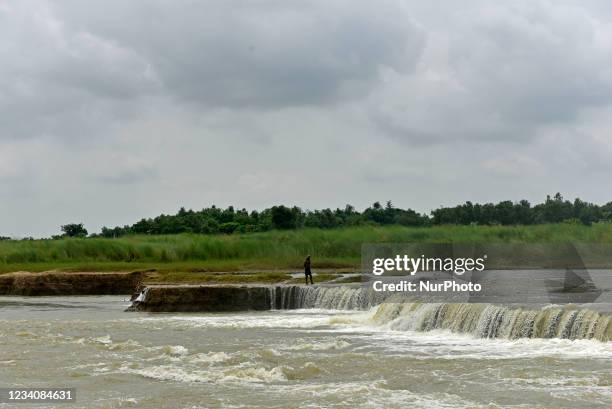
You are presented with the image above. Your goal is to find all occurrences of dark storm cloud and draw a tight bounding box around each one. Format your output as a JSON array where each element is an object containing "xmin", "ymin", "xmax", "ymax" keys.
[
  {"xmin": 0, "ymin": 2, "xmax": 158, "ymax": 141},
  {"xmin": 51, "ymin": 0, "xmax": 425, "ymax": 108}
]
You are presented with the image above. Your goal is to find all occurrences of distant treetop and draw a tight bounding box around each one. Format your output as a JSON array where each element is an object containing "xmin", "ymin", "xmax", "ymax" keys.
[
  {"xmin": 61, "ymin": 223, "xmax": 88, "ymax": 238},
  {"xmin": 87, "ymin": 193, "xmax": 612, "ymax": 238}
]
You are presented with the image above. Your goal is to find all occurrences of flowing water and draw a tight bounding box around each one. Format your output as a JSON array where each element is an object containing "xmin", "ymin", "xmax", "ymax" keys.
[{"xmin": 1, "ymin": 292, "xmax": 611, "ymax": 409}]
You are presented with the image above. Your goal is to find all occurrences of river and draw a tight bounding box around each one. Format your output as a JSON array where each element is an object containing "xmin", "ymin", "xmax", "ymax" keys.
[{"xmin": 1, "ymin": 295, "xmax": 611, "ymax": 408}]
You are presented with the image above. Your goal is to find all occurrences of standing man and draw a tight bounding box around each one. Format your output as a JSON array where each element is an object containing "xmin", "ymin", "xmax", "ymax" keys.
[{"xmin": 304, "ymin": 255, "xmax": 314, "ymax": 285}]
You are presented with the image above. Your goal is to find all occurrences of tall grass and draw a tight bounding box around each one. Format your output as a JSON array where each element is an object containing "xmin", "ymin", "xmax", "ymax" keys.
[{"xmin": 1, "ymin": 224, "xmax": 612, "ymax": 272}]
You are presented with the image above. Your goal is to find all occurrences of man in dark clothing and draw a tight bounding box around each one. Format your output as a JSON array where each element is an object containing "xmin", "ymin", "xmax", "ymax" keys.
[{"xmin": 304, "ymin": 255, "xmax": 314, "ymax": 285}]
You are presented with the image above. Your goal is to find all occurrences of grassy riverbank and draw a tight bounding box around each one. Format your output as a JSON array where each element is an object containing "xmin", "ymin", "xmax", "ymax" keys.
[{"xmin": 2, "ymin": 223, "xmax": 612, "ymax": 274}]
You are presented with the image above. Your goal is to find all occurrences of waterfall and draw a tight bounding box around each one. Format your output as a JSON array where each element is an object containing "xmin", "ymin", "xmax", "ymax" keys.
[
  {"xmin": 134, "ymin": 287, "xmax": 150, "ymax": 303},
  {"xmin": 268, "ymin": 285, "xmax": 611, "ymax": 341},
  {"xmin": 269, "ymin": 285, "xmax": 387, "ymax": 310},
  {"xmin": 369, "ymin": 301, "xmax": 611, "ymax": 341},
  {"xmin": 269, "ymin": 286, "xmax": 276, "ymax": 310}
]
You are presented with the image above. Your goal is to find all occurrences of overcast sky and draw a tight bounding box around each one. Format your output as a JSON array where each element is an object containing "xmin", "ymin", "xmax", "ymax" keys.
[{"xmin": 2, "ymin": 0, "xmax": 612, "ymax": 237}]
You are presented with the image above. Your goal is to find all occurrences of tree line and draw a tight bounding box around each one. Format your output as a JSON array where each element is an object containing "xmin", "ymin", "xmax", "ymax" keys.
[{"xmin": 64, "ymin": 193, "xmax": 612, "ymax": 238}]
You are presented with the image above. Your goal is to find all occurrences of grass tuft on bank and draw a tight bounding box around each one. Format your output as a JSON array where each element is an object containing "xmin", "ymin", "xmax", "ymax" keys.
[{"xmin": 2, "ymin": 224, "xmax": 612, "ymax": 273}]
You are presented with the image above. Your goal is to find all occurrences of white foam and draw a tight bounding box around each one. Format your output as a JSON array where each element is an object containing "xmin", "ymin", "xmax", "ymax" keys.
[
  {"xmin": 138, "ymin": 313, "xmax": 338, "ymax": 330},
  {"xmin": 191, "ymin": 351, "xmax": 233, "ymax": 364},
  {"xmin": 160, "ymin": 345, "xmax": 189, "ymax": 356},
  {"xmin": 265, "ymin": 380, "xmax": 481, "ymax": 409},
  {"xmin": 92, "ymin": 335, "xmax": 112, "ymax": 345},
  {"xmin": 118, "ymin": 364, "xmax": 289, "ymax": 384},
  {"xmin": 284, "ymin": 339, "xmax": 351, "ymax": 351},
  {"xmin": 329, "ymin": 329, "xmax": 612, "ymax": 360},
  {"xmin": 219, "ymin": 366, "xmax": 287, "ymax": 383}
]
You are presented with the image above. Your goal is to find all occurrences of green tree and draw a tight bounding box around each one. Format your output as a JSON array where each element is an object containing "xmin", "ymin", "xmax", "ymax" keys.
[
  {"xmin": 270, "ymin": 205, "xmax": 298, "ymax": 229},
  {"xmin": 61, "ymin": 223, "xmax": 88, "ymax": 237},
  {"xmin": 219, "ymin": 222, "xmax": 240, "ymax": 234}
]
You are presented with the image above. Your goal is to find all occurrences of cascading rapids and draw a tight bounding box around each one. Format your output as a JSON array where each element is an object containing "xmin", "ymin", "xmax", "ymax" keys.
[
  {"xmin": 370, "ymin": 301, "xmax": 611, "ymax": 341},
  {"xmin": 269, "ymin": 286, "xmax": 386, "ymax": 310},
  {"xmin": 269, "ymin": 286, "xmax": 611, "ymax": 341}
]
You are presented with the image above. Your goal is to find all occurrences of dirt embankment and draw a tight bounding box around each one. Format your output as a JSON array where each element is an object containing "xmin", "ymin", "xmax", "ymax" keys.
[
  {"xmin": 0, "ymin": 271, "xmax": 144, "ymax": 296},
  {"xmin": 128, "ymin": 284, "xmax": 273, "ymax": 312}
]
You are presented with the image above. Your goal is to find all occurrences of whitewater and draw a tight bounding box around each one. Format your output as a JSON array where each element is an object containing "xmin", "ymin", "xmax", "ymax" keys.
[{"xmin": 1, "ymin": 292, "xmax": 611, "ymax": 408}]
